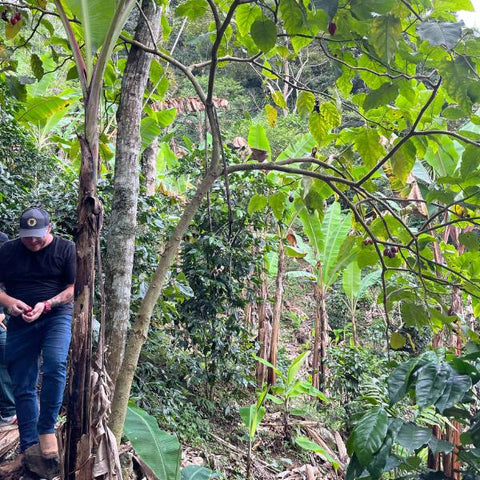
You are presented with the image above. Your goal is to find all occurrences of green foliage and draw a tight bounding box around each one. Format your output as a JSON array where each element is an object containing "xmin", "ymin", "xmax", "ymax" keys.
[
  {"xmin": 124, "ymin": 405, "xmax": 182, "ymax": 480},
  {"xmin": 0, "ymin": 100, "xmax": 77, "ymax": 237},
  {"xmin": 346, "ymin": 348, "xmax": 480, "ymax": 477}
]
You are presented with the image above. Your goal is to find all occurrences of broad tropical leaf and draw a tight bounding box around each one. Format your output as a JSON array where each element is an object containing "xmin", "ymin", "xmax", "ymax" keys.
[
  {"xmin": 286, "ymin": 351, "xmax": 309, "ymax": 386},
  {"xmin": 248, "ymin": 194, "xmax": 267, "ymax": 215},
  {"xmin": 124, "ymin": 405, "xmax": 181, "ymax": 480},
  {"xmin": 354, "ymin": 128, "xmax": 386, "ymax": 169},
  {"xmin": 353, "ymin": 407, "xmax": 389, "ymax": 466},
  {"xmin": 276, "ymin": 133, "xmax": 315, "ymax": 161},
  {"xmin": 417, "ymin": 21, "xmax": 463, "ymax": 50},
  {"xmin": 181, "ymin": 466, "xmax": 218, "ymax": 480},
  {"xmin": 64, "ymin": 0, "xmax": 116, "ymax": 76},
  {"xmin": 342, "ymin": 261, "xmax": 361, "ymax": 302},
  {"xmin": 248, "ymin": 123, "xmax": 271, "ymax": 157},
  {"xmin": 16, "ymin": 95, "xmax": 74, "ymax": 125},
  {"xmin": 239, "ymin": 404, "xmax": 266, "ymax": 439},
  {"xmin": 299, "ymin": 208, "xmax": 323, "ymax": 256},
  {"xmin": 416, "ymin": 362, "xmax": 450, "ymax": 408},
  {"xmin": 396, "ymin": 422, "xmax": 433, "ymax": 451},
  {"xmin": 295, "ymin": 436, "xmax": 340, "ymax": 470},
  {"xmin": 319, "ymin": 202, "xmax": 352, "ymax": 286}
]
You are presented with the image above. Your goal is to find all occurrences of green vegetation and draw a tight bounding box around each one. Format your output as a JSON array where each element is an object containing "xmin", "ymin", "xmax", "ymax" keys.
[{"xmin": 0, "ymin": 0, "xmax": 479, "ymax": 478}]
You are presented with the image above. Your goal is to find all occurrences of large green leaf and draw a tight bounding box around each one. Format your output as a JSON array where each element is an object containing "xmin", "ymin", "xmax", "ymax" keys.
[
  {"xmin": 64, "ymin": 0, "xmax": 116, "ymax": 75},
  {"xmin": 276, "ymin": 133, "xmax": 315, "ymax": 161},
  {"xmin": 235, "ymin": 3, "xmax": 262, "ymax": 36},
  {"xmin": 396, "ymin": 422, "xmax": 433, "ymax": 451},
  {"xmin": 140, "ymin": 111, "xmax": 176, "ymax": 151},
  {"xmin": 124, "ymin": 405, "xmax": 181, "ymax": 480},
  {"xmin": 416, "ymin": 362, "xmax": 450, "ymax": 408},
  {"xmin": 342, "ymin": 261, "xmax": 361, "ymax": 302},
  {"xmin": 299, "ymin": 208, "xmax": 323, "ymax": 257},
  {"xmin": 309, "ymin": 111, "xmax": 327, "ymax": 145},
  {"xmin": 390, "ymin": 140, "xmax": 417, "ymax": 185},
  {"xmin": 295, "ymin": 436, "xmax": 340, "ymax": 470},
  {"xmin": 239, "ymin": 404, "xmax": 266, "ymax": 439},
  {"xmin": 248, "ymin": 194, "xmax": 267, "ymax": 215},
  {"xmin": 435, "ymin": 372, "xmax": 471, "ymax": 413},
  {"xmin": 250, "ymin": 17, "xmax": 277, "ymax": 52},
  {"xmin": 16, "ymin": 95, "xmax": 74, "ymax": 125},
  {"xmin": 460, "ymin": 144, "xmax": 480, "ymax": 178},
  {"xmin": 353, "ymin": 407, "xmax": 389, "ymax": 466},
  {"xmin": 286, "ymin": 351, "xmax": 309, "ymax": 386},
  {"xmin": 320, "ymin": 102, "xmax": 341, "ymax": 130},
  {"xmin": 439, "ymin": 57, "xmax": 480, "ymax": 110},
  {"xmin": 364, "ymin": 82, "xmax": 399, "ymax": 111},
  {"xmin": 366, "ymin": 434, "xmax": 393, "ymax": 479},
  {"xmin": 370, "ymin": 14, "xmax": 401, "ymax": 63},
  {"xmin": 181, "ymin": 466, "xmax": 217, "ymax": 480},
  {"xmin": 434, "ymin": 0, "xmax": 473, "ymax": 11},
  {"xmin": 248, "ymin": 123, "xmax": 271, "ymax": 157},
  {"xmin": 268, "ymin": 192, "xmax": 286, "ymax": 221},
  {"xmin": 319, "ymin": 202, "xmax": 352, "ymax": 286},
  {"xmin": 176, "ymin": 0, "xmax": 208, "ymax": 19},
  {"xmin": 296, "ymin": 91, "xmax": 315, "ymax": 118},
  {"xmin": 354, "ymin": 128, "xmax": 386, "ymax": 169},
  {"xmin": 388, "ymin": 358, "xmax": 419, "ymax": 404},
  {"xmin": 417, "ymin": 21, "xmax": 463, "ymax": 50}
]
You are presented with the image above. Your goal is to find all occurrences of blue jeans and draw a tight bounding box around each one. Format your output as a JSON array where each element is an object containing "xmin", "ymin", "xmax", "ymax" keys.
[
  {"xmin": 7, "ymin": 314, "xmax": 72, "ymax": 451},
  {"xmin": 0, "ymin": 328, "xmax": 16, "ymax": 418}
]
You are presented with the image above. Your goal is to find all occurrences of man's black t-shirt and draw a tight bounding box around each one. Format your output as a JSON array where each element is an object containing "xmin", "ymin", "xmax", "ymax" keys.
[{"xmin": 0, "ymin": 237, "xmax": 76, "ymax": 329}]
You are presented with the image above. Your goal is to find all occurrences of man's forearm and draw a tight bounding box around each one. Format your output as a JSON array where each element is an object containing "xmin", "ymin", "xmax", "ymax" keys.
[
  {"xmin": 0, "ymin": 289, "xmax": 13, "ymax": 309},
  {"xmin": 48, "ymin": 284, "xmax": 74, "ymax": 308}
]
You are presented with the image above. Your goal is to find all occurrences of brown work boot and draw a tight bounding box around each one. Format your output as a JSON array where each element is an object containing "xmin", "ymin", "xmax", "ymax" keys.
[
  {"xmin": 23, "ymin": 443, "xmax": 60, "ymax": 480},
  {"xmin": 39, "ymin": 433, "xmax": 59, "ymax": 459}
]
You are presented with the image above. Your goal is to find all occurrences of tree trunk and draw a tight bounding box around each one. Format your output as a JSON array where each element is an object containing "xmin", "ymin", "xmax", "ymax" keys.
[
  {"xmin": 63, "ymin": 130, "xmax": 101, "ymax": 479},
  {"xmin": 140, "ymin": 137, "xmax": 158, "ymax": 196},
  {"xmin": 110, "ymin": 165, "xmax": 221, "ymax": 442},
  {"xmin": 104, "ymin": 0, "xmax": 161, "ymax": 388},
  {"xmin": 256, "ymin": 271, "xmax": 269, "ymax": 386},
  {"xmin": 109, "ymin": 24, "xmax": 226, "ymax": 443},
  {"xmin": 267, "ymin": 239, "xmax": 285, "ymax": 385},
  {"xmin": 444, "ymin": 287, "xmax": 463, "ymax": 480},
  {"xmin": 312, "ymin": 273, "xmax": 328, "ymax": 390}
]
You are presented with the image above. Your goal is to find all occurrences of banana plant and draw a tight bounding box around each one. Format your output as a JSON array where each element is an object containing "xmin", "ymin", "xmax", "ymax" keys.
[
  {"xmin": 296, "ymin": 201, "xmax": 356, "ymax": 388},
  {"xmin": 255, "ymin": 351, "xmax": 327, "ymax": 438},
  {"xmin": 342, "ymin": 263, "xmax": 381, "ymax": 345},
  {"xmin": 239, "ymin": 385, "xmax": 268, "ymax": 480}
]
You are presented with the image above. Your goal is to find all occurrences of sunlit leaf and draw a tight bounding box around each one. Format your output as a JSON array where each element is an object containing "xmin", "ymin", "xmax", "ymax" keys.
[
  {"xmin": 370, "ymin": 14, "xmax": 401, "ymax": 63},
  {"xmin": 296, "ymin": 91, "xmax": 315, "ymax": 118}
]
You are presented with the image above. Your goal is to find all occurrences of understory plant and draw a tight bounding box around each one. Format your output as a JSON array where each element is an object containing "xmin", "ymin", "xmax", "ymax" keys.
[{"xmin": 346, "ymin": 345, "xmax": 480, "ymax": 479}]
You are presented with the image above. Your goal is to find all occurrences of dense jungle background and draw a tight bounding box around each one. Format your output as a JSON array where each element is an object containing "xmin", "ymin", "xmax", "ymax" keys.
[{"xmin": 0, "ymin": 0, "xmax": 480, "ymax": 479}]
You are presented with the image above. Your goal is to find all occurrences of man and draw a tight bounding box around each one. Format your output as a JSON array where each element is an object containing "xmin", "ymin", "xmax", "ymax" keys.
[
  {"xmin": 0, "ymin": 231, "xmax": 16, "ymax": 429},
  {"xmin": 0, "ymin": 208, "xmax": 75, "ymax": 469}
]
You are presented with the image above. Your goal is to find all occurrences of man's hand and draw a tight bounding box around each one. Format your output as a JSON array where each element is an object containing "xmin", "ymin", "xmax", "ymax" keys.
[
  {"xmin": 6, "ymin": 299, "xmax": 32, "ymax": 317},
  {"xmin": 22, "ymin": 302, "xmax": 45, "ymax": 323}
]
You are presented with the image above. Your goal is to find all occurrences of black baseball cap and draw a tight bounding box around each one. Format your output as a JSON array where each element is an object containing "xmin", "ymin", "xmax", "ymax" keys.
[{"xmin": 19, "ymin": 208, "xmax": 51, "ymax": 238}]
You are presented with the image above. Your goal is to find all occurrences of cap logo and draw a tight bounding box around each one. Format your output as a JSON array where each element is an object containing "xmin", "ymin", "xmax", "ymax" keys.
[{"xmin": 27, "ymin": 218, "xmax": 37, "ymax": 227}]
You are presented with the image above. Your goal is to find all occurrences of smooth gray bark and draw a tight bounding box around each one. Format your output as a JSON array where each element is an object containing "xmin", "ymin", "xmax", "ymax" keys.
[{"xmin": 104, "ymin": 0, "xmax": 161, "ymax": 387}]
